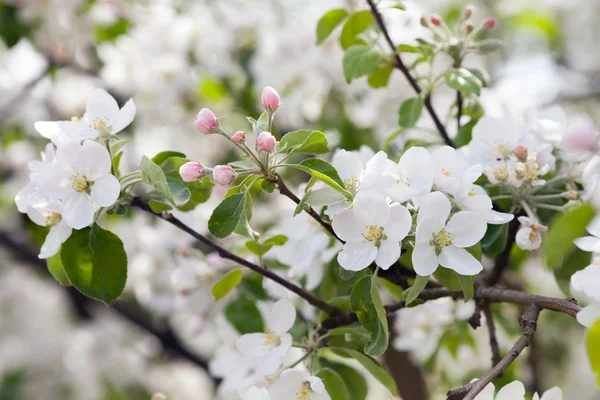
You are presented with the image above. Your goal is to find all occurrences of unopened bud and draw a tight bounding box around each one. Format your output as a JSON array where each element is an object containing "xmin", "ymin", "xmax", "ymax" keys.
[
  {"xmin": 194, "ymin": 108, "xmax": 218, "ymax": 134},
  {"xmin": 257, "ymin": 131, "xmax": 277, "ymax": 152},
  {"xmin": 485, "ymin": 17, "xmax": 496, "ymax": 29},
  {"xmin": 431, "ymin": 14, "xmax": 442, "ymax": 26},
  {"xmin": 212, "ymin": 165, "xmax": 237, "ymax": 186},
  {"xmin": 514, "ymin": 144, "xmax": 527, "ymax": 160},
  {"xmin": 464, "ymin": 5, "xmax": 475, "ymax": 18},
  {"xmin": 231, "ymin": 130, "xmax": 246, "ymax": 143},
  {"xmin": 179, "ymin": 161, "xmax": 204, "ymax": 183},
  {"xmin": 465, "ymin": 22, "xmax": 474, "ymax": 33},
  {"xmin": 566, "ymin": 191, "xmax": 580, "ymax": 201},
  {"xmin": 420, "ymin": 15, "xmax": 428, "ymax": 27},
  {"xmin": 261, "ymin": 86, "xmax": 281, "ymax": 112}
]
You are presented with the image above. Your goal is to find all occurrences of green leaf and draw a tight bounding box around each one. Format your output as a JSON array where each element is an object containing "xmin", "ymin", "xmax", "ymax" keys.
[
  {"xmin": 340, "ymin": 10, "xmax": 374, "ymax": 49},
  {"xmin": 212, "ymin": 269, "xmax": 243, "ymax": 301},
  {"xmin": 330, "ymin": 348, "xmax": 397, "ymax": 396},
  {"xmin": 167, "ymin": 178, "xmax": 191, "ymax": 206},
  {"xmin": 397, "ymin": 44, "xmax": 419, "ymax": 53},
  {"xmin": 209, "ymin": 193, "xmax": 247, "ymax": 238},
  {"xmin": 47, "ymin": 253, "xmax": 70, "ymax": 286},
  {"xmin": 318, "ymin": 360, "xmax": 368, "ymax": 400},
  {"xmin": 466, "ymin": 242, "xmax": 482, "ymax": 261},
  {"xmin": 60, "ymin": 225, "xmax": 127, "ymax": 305},
  {"xmin": 350, "ymin": 276, "xmax": 389, "ymax": 356},
  {"xmin": 434, "ymin": 268, "xmax": 462, "ymax": 291},
  {"xmin": 587, "ymin": 319, "xmax": 600, "ymax": 387},
  {"xmin": 140, "ymin": 156, "xmax": 174, "ymax": 202},
  {"xmin": 152, "ymin": 151, "xmax": 186, "ymax": 165},
  {"xmin": 247, "ymin": 234, "xmax": 289, "ymax": 254},
  {"xmin": 316, "ymin": 368, "xmax": 350, "ymax": 400},
  {"xmin": 367, "ymin": 66, "xmax": 393, "ymax": 89},
  {"xmin": 455, "ymin": 119, "xmax": 477, "ymax": 148},
  {"xmin": 327, "ymin": 324, "xmax": 369, "ymax": 338},
  {"xmin": 95, "ymin": 18, "xmax": 129, "ymax": 43},
  {"xmin": 404, "ymin": 275, "xmax": 429, "ymax": 305},
  {"xmin": 343, "ymin": 45, "xmax": 381, "ymax": 83},
  {"xmin": 444, "ymin": 68, "xmax": 482, "ymax": 96},
  {"xmin": 466, "ymin": 68, "xmax": 489, "ymax": 87},
  {"xmin": 544, "ymin": 203, "xmax": 596, "ymax": 270},
  {"xmin": 110, "ymin": 138, "xmax": 132, "ymax": 154},
  {"xmin": 457, "ymin": 274, "xmax": 474, "ymax": 302},
  {"xmin": 148, "ymin": 199, "xmax": 173, "ymax": 213},
  {"xmin": 279, "ymin": 130, "xmax": 329, "ymax": 155},
  {"xmin": 111, "ymin": 151, "xmax": 123, "ymax": 178},
  {"xmin": 317, "ymin": 9, "xmax": 349, "ymax": 44},
  {"xmin": 233, "ymin": 191, "xmax": 255, "ymax": 239},
  {"xmin": 224, "ymin": 296, "xmax": 265, "ymax": 334},
  {"xmin": 398, "ymin": 96, "xmax": 424, "ymax": 128},
  {"xmin": 482, "ymin": 223, "xmax": 508, "ymax": 257},
  {"xmin": 292, "ymin": 158, "xmax": 352, "ymax": 200}
]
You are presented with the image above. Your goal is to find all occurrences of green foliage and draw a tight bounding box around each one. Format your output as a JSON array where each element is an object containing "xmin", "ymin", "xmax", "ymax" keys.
[
  {"xmin": 544, "ymin": 203, "xmax": 596, "ymax": 270},
  {"xmin": 587, "ymin": 319, "xmax": 600, "ymax": 387},
  {"xmin": 291, "ymin": 158, "xmax": 352, "ymax": 200},
  {"xmin": 167, "ymin": 178, "xmax": 191, "ymax": 206},
  {"xmin": 367, "ymin": 66, "xmax": 393, "ymax": 89},
  {"xmin": 212, "ymin": 269, "xmax": 243, "ymax": 301},
  {"xmin": 316, "ymin": 368, "xmax": 350, "ymax": 400},
  {"xmin": 443, "ymin": 68, "xmax": 483, "ymax": 96},
  {"xmin": 159, "ymin": 156, "xmax": 214, "ymax": 211},
  {"xmin": 398, "ymin": 96, "xmax": 424, "ymax": 128},
  {"xmin": 47, "ymin": 253, "xmax": 70, "ymax": 286},
  {"xmin": 95, "ymin": 18, "xmax": 129, "ymax": 43},
  {"xmin": 318, "ymin": 359, "xmax": 368, "ymax": 400},
  {"xmin": 245, "ymin": 235, "xmax": 288, "ymax": 256},
  {"xmin": 343, "ymin": 45, "xmax": 382, "ymax": 83},
  {"xmin": 0, "ymin": 369, "xmax": 27, "ymax": 400},
  {"xmin": 350, "ymin": 276, "xmax": 389, "ymax": 356},
  {"xmin": 404, "ymin": 275, "xmax": 429, "ymax": 305},
  {"xmin": 279, "ymin": 130, "xmax": 329, "ymax": 155},
  {"xmin": 140, "ymin": 156, "xmax": 175, "ymax": 202},
  {"xmin": 152, "ymin": 151, "xmax": 186, "ymax": 165},
  {"xmin": 208, "ymin": 193, "xmax": 248, "ymax": 238},
  {"xmin": 482, "ymin": 223, "xmax": 509, "ymax": 257},
  {"xmin": 553, "ymin": 248, "xmax": 592, "ymax": 296},
  {"xmin": 339, "ymin": 10, "xmax": 374, "ymax": 50},
  {"xmin": 60, "ymin": 225, "xmax": 127, "ymax": 305},
  {"xmin": 455, "ymin": 119, "xmax": 477, "ymax": 148},
  {"xmin": 330, "ymin": 347, "xmax": 397, "ymax": 396},
  {"xmin": 224, "ymin": 295, "xmax": 265, "ymax": 334},
  {"xmin": 316, "ymin": 9, "xmax": 349, "ymax": 44},
  {"xmin": 0, "ymin": 4, "xmax": 35, "ymax": 48}
]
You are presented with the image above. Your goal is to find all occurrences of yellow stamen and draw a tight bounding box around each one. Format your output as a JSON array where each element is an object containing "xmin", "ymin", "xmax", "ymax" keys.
[{"xmin": 70, "ymin": 173, "xmax": 89, "ymax": 192}]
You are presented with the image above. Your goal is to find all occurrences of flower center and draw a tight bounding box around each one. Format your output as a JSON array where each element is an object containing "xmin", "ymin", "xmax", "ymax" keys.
[
  {"xmin": 90, "ymin": 117, "xmax": 112, "ymax": 135},
  {"xmin": 296, "ymin": 382, "xmax": 312, "ymax": 400},
  {"xmin": 396, "ymin": 175, "xmax": 411, "ymax": 185},
  {"xmin": 493, "ymin": 143, "xmax": 512, "ymax": 160},
  {"xmin": 431, "ymin": 229, "xmax": 453, "ymax": 254},
  {"xmin": 362, "ymin": 225, "xmax": 386, "ymax": 247},
  {"xmin": 70, "ymin": 173, "xmax": 90, "ymax": 192},
  {"xmin": 343, "ymin": 176, "xmax": 359, "ymax": 193},
  {"xmin": 468, "ymin": 189, "xmax": 477, "ymax": 196},
  {"xmin": 264, "ymin": 330, "xmax": 281, "ymax": 347},
  {"xmin": 441, "ymin": 168, "xmax": 452, "ymax": 177},
  {"xmin": 528, "ymin": 229, "xmax": 538, "ymax": 242},
  {"xmin": 45, "ymin": 212, "xmax": 61, "ymax": 227}
]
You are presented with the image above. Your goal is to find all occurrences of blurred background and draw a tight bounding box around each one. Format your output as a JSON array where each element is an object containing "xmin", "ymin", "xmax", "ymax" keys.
[{"xmin": 1, "ymin": 0, "xmax": 599, "ymax": 399}]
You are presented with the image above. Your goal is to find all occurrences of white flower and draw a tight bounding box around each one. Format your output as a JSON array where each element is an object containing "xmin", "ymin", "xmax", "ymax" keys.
[
  {"xmin": 27, "ymin": 201, "xmax": 72, "ymax": 259},
  {"xmin": 50, "ymin": 140, "xmax": 121, "ymax": 229},
  {"xmin": 455, "ymin": 182, "xmax": 513, "ymax": 225},
  {"xmin": 583, "ymin": 155, "xmax": 600, "ymax": 209},
  {"xmin": 473, "ymin": 381, "xmax": 525, "ymax": 400},
  {"xmin": 244, "ymin": 386, "xmax": 271, "ymax": 400},
  {"xmin": 413, "ymin": 192, "xmax": 487, "ymax": 276},
  {"xmin": 236, "ymin": 299, "xmax": 296, "ymax": 376},
  {"xmin": 58, "ymin": 88, "xmax": 136, "ymax": 140},
  {"xmin": 533, "ymin": 387, "xmax": 563, "ymax": 400},
  {"xmin": 571, "ymin": 263, "xmax": 600, "ymax": 328},
  {"xmin": 376, "ymin": 146, "xmax": 434, "ymax": 203},
  {"xmin": 515, "ymin": 216, "xmax": 547, "ymax": 251},
  {"xmin": 332, "ymin": 191, "xmax": 411, "ymax": 271},
  {"xmin": 574, "ymin": 216, "xmax": 600, "ymax": 254},
  {"xmin": 469, "ymin": 116, "xmax": 525, "ymax": 167},
  {"xmin": 526, "ymin": 106, "xmax": 567, "ymax": 144},
  {"xmin": 431, "ymin": 146, "xmax": 482, "ymax": 196},
  {"xmin": 268, "ymin": 370, "xmax": 330, "ymax": 400}
]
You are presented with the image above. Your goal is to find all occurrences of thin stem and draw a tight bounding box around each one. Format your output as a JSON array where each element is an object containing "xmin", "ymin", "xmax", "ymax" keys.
[
  {"xmin": 456, "ymin": 91, "xmax": 463, "ymax": 132},
  {"xmin": 131, "ymin": 197, "xmax": 343, "ymax": 317},
  {"xmin": 482, "ymin": 303, "xmax": 501, "ymax": 368}
]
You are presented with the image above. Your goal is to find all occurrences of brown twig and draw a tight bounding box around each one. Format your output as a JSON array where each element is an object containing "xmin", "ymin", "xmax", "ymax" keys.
[
  {"xmin": 365, "ymin": 0, "xmax": 454, "ymax": 148},
  {"xmin": 456, "ymin": 91, "xmax": 463, "ymax": 132},
  {"xmin": 482, "ymin": 302, "xmax": 502, "ymax": 368},
  {"xmin": 447, "ymin": 304, "xmax": 541, "ymax": 400}
]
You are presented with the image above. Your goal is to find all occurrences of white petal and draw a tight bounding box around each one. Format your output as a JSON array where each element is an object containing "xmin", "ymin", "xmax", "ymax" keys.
[
  {"xmin": 268, "ymin": 299, "xmax": 296, "ymax": 335},
  {"xmin": 385, "ymin": 181, "xmax": 414, "ymax": 203},
  {"xmin": 81, "ymin": 140, "xmax": 112, "ymax": 180},
  {"xmin": 39, "ymin": 222, "xmax": 72, "ymax": 259},
  {"xmin": 417, "ymin": 191, "xmax": 450, "ymax": 226},
  {"xmin": 332, "ymin": 209, "xmax": 366, "ymax": 242},
  {"xmin": 337, "ymin": 241, "xmax": 377, "ymax": 271},
  {"xmin": 236, "ymin": 333, "xmax": 270, "ymax": 359},
  {"xmin": 412, "ymin": 243, "xmax": 439, "ymax": 276},
  {"xmin": 484, "ymin": 210, "xmax": 514, "ymax": 225},
  {"xmin": 58, "ymin": 121, "xmax": 98, "ymax": 141},
  {"xmin": 63, "ymin": 193, "xmax": 95, "ymax": 229},
  {"xmin": 332, "ymin": 150, "xmax": 363, "ymax": 182},
  {"xmin": 384, "ymin": 204, "xmax": 412, "ymax": 241},
  {"xmin": 243, "ymin": 387, "xmax": 271, "ymax": 400},
  {"xmin": 495, "ymin": 381, "xmax": 526, "ymax": 400},
  {"xmin": 586, "ymin": 216, "xmax": 600, "ymax": 238},
  {"xmin": 577, "ymin": 304, "xmax": 600, "ymax": 328},
  {"xmin": 375, "ymin": 240, "xmax": 401, "ymax": 270},
  {"xmin": 307, "ymin": 376, "xmax": 326, "ymax": 394},
  {"xmin": 110, "ymin": 98, "xmax": 136, "ymax": 134},
  {"xmin": 353, "ymin": 190, "xmax": 390, "ymax": 226},
  {"xmin": 574, "ymin": 237, "xmax": 600, "ymax": 252},
  {"xmin": 461, "ymin": 164, "xmax": 483, "ymax": 184},
  {"xmin": 439, "ymin": 246, "xmax": 483, "ymax": 276},
  {"xmin": 461, "ymin": 192, "xmax": 492, "ymax": 211},
  {"xmin": 34, "ymin": 121, "xmax": 69, "ymax": 145},
  {"xmin": 253, "ymin": 353, "xmax": 284, "ymax": 376},
  {"xmin": 446, "ymin": 211, "xmax": 487, "ymax": 248},
  {"xmin": 86, "ymin": 88, "xmax": 120, "ymax": 125},
  {"xmin": 362, "ymin": 151, "xmax": 387, "ymax": 186},
  {"xmin": 56, "ymin": 140, "xmax": 86, "ymax": 173},
  {"xmin": 539, "ymin": 387, "xmax": 563, "ymax": 400},
  {"xmin": 415, "ymin": 216, "xmax": 443, "ymax": 244},
  {"xmin": 270, "ymin": 370, "xmax": 309, "ymax": 398},
  {"xmin": 273, "ymin": 333, "xmax": 293, "ymax": 358},
  {"xmin": 90, "ymin": 175, "xmax": 120, "ymax": 207},
  {"xmin": 473, "ymin": 382, "xmax": 495, "ymax": 400}
]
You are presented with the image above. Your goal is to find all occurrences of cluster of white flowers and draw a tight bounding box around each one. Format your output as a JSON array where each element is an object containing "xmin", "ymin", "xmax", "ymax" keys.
[
  {"xmin": 14, "ymin": 89, "xmax": 134, "ymax": 258},
  {"xmin": 473, "ymin": 380, "xmax": 562, "ymax": 400}
]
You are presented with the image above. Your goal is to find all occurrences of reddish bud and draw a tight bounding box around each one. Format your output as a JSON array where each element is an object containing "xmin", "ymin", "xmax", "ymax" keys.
[
  {"xmin": 420, "ymin": 15, "xmax": 428, "ymax": 27},
  {"xmin": 465, "ymin": 22, "xmax": 474, "ymax": 33},
  {"xmin": 179, "ymin": 161, "xmax": 204, "ymax": 183},
  {"xmin": 485, "ymin": 17, "xmax": 496, "ymax": 29},
  {"xmin": 431, "ymin": 14, "xmax": 442, "ymax": 26},
  {"xmin": 194, "ymin": 108, "xmax": 218, "ymax": 134},
  {"xmin": 257, "ymin": 131, "xmax": 277, "ymax": 152},
  {"xmin": 261, "ymin": 86, "xmax": 281, "ymax": 112},
  {"xmin": 514, "ymin": 144, "xmax": 527, "ymax": 160},
  {"xmin": 231, "ymin": 130, "xmax": 246, "ymax": 143},
  {"xmin": 464, "ymin": 5, "xmax": 475, "ymax": 18}
]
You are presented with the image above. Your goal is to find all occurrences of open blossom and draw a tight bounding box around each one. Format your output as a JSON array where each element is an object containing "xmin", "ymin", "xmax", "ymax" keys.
[
  {"xmin": 195, "ymin": 108, "xmax": 218, "ymax": 134},
  {"xmin": 28, "ymin": 201, "xmax": 72, "ymax": 259},
  {"xmin": 269, "ymin": 370, "xmax": 330, "ymax": 400},
  {"xmin": 527, "ymin": 106, "xmax": 567, "ymax": 144},
  {"xmin": 257, "ymin": 131, "xmax": 277, "ymax": 152},
  {"xmin": 431, "ymin": 146, "xmax": 482, "ymax": 196},
  {"xmin": 244, "ymin": 386, "xmax": 270, "ymax": 400},
  {"xmin": 179, "ymin": 161, "xmax": 204, "ymax": 183},
  {"xmin": 58, "ymin": 89, "xmax": 136, "ymax": 140},
  {"xmin": 583, "ymin": 155, "xmax": 600, "ymax": 208},
  {"xmin": 332, "ymin": 191, "xmax": 411, "ymax": 271},
  {"xmin": 515, "ymin": 216, "xmax": 547, "ymax": 250},
  {"xmin": 571, "ymin": 264, "xmax": 600, "ymax": 327},
  {"xmin": 376, "ymin": 146, "xmax": 434, "ymax": 203},
  {"xmin": 469, "ymin": 116, "xmax": 524, "ymax": 167},
  {"xmin": 236, "ymin": 299, "xmax": 296, "ymax": 375},
  {"xmin": 455, "ymin": 182, "xmax": 513, "ymax": 224},
  {"xmin": 261, "ymin": 86, "xmax": 281, "ymax": 111},
  {"xmin": 212, "ymin": 165, "xmax": 236, "ymax": 185},
  {"xmin": 474, "ymin": 381, "xmax": 562, "ymax": 400},
  {"xmin": 574, "ymin": 216, "xmax": 600, "ymax": 253},
  {"xmin": 413, "ymin": 192, "xmax": 487, "ymax": 276}
]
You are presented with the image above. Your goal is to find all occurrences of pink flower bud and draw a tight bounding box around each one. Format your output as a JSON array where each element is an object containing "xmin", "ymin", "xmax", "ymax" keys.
[
  {"xmin": 261, "ymin": 86, "xmax": 281, "ymax": 112},
  {"xmin": 257, "ymin": 131, "xmax": 277, "ymax": 152},
  {"xmin": 513, "ymin": 144, "xmax": 528, "ymax": 160},
  {"xmin": 194, "ymin": 108, "xmax": 218, "ymax": 134},
  {"xmin": 212, "ymin": 165, "xmax": 236, "ymax": 186},
  {"xmin": 464, "ymin": 5, "xmax": 475, "ymax": 18},
  {"xmin": 231, "ymin": 130, "xmax": 246, "ymax": 143},
  {"xmin": 563, "ymin": 114, "xmax": 599, "ymax": 152},
  {"xmin": 485, "ymin": 17, "xmax": 496, "ymax": 29},
  {"xmin": 465, "ymin": 22, "xmax": 474, "ymax": 33},
  {"xmin": 420, "ymin": 15, "xmax": 428, "ymax": 27},
  {"xmin": 179, "ymin": 161, "xmax": 204, "ymax": 183},
  {"xmin": 431, "ymin": 14, "xmax": 442, "ymax": 26}
]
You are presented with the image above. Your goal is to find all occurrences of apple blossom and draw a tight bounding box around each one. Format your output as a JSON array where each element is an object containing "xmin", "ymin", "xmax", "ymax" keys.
[
  {"xmin": 413, "ymin": 192, "xmax": 487, "ymax": 276},
  {"xmin": 515, "ymin": 216, "xmax": 547, "ymax": 251},
  {"xmin": 455, "ymin": 182, "xmax": 514, "ymax": 224},
  {"xmin": 474, "ymin": 381, "xmax": 562, "ymax": 400},
  {"xmin": 212, "ymin": 165, "xmax": 237, "ymax": 186},
  {"xmin": 257, "ymin": 131, "xmax": 277, "ymax": 152},
  {"xmin": 527, "ymin": 106, "xmax": 567, "ymax": 144},
  {"xmin": 570, "ymin": 264, "xmax": 600, "ymax": 327},
  {"xmin": 583, "ymin": 155, "xmax": 600, "ymax": 208},
  {"xmin": 261, "ymin": 86, "xmax": 281, "ymax": 112},
  {"xmin": 194, "ymin": 108, "xmax": 218, "ymax": 134},
  {"xmin": 484, "ymin": 17, "xmax": 496, "ymax": 29},
  {"xmin": 332, "ymin": 190, "xmax": 411, "ymax": 271},
  {"xmin": 431, "ymin": 146, "xmax": 482, "ymax": 196},
  {"xmin": 376, "ymin": 146, "xmax": 434, "ymax": 203},
  {"xmin": 232, "ymin": 130, "xmax": 247, "ymax": 143},
  {"xmin": 179, "ymin": 161, "xmax": 205, "ymax": 183},
  {"xmin": 469, "ymin": 116, "xmax": 524, "ymax": 167},
  {"xmin": 236, "ymin": 299, "xmax": 296, "ymax": 375},
  {"xmin": 574, "ymin": 216, "xmax": 600, "ymax": 253},
  {"xmin": 58, "ymin": 89, "xmax": 136, "ymax": 140},
  {"xmin": 244, "ymin": 386, "xmax": 271, "ymax": 400},
  {"xmin": 533, "ymin": 387, "xmax": 563, "ymax": 400},
  {"xmin": 28, "ymin": 201, "xmax": 73, "ymax": 259},
  {"xmin": 268, "ymin": 370, "xmax": 330, "ymax": 400}
]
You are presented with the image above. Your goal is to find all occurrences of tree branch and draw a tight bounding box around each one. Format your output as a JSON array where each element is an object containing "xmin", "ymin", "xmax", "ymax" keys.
[
  {"xmin": 456, "ymin": 91, "xmax": 463, "ymax": 132},
  {"xmin": 131, "ymin": 197, "xmax": 343, "ymax": 317},
  {"xmin": 365, "ymin": 0, "xmax": 454, "ymax": 148},
  {"xmin": 482, "ymin": 302, "xmax": 501, "ymax": 368},
  {"xmin": 447, "ymin": 304, "xmax": 541, "ymax": 400}
]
